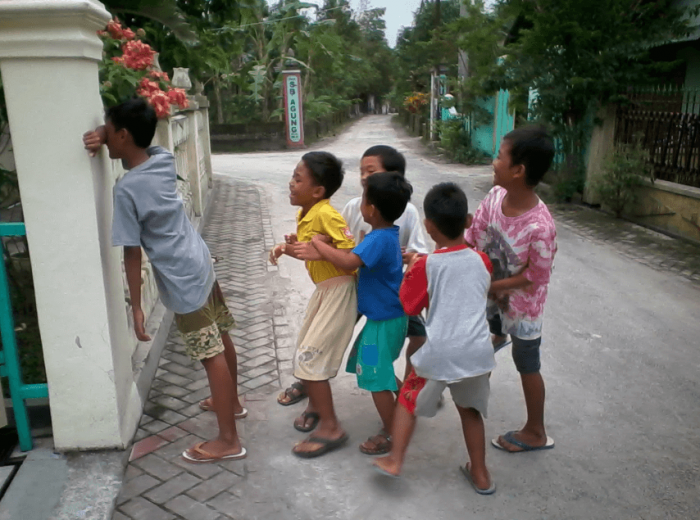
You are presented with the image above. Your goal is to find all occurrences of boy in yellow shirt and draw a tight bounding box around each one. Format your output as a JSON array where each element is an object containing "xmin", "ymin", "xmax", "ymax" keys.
[{"xmin": 270, "ymin": 151, "xmax": 357, "ymax": 458}]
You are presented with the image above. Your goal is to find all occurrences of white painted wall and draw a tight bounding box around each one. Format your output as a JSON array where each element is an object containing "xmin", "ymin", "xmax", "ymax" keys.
[{"xmin": 0, "ymin": 0, "xmax": 212, "ymax": 450}]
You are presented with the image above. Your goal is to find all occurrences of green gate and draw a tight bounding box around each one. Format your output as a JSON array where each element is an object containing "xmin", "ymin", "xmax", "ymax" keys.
[{"xmin": 0, "ymin": 222, "xmax": 48, "ymax": 451}]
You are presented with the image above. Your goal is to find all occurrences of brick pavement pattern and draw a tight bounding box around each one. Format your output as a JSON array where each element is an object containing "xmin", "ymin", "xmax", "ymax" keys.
[{"xmin": 113, "ymin": 178, "xmax": 283, "ymax": 520}]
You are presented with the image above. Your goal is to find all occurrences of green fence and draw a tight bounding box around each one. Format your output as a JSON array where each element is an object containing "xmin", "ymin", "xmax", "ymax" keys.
[{"xmin": 0, "ymin": 222, "xmax": 48, "ymax": 451}]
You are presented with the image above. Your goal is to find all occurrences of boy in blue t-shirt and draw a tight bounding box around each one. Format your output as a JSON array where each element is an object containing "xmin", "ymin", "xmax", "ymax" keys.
[{"xmin": 310, "ymin": 172, "xmax": 412, "ymax": 455}]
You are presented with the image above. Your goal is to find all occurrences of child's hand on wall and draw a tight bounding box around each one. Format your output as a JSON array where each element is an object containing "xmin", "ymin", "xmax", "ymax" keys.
[{"xmin": 83, "ymin": 126, "xmax": 107, "ymax": 157}]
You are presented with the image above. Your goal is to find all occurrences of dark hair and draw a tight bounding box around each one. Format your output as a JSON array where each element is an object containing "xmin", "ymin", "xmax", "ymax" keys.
[
  {"xmin": 362, "ymin": 145, "xmax": 406, "ymax": 176},
  {"xmin": 301, "ymin": 151, "xmax": 344, "ymax": 198},
  {"xmin": 503, "ymin": 125, "xmax": 555, "ymax": 187},
  {"xmin": 106, "ymin": 98, "xmax": 157, "ymax": 149},
  {"xmin": 424, "ymin": 182, "xmax": 469, "ymax": 239},
  {"xmin": 365, "ymin": 172, "xmax": 412, "ymax": 223}
]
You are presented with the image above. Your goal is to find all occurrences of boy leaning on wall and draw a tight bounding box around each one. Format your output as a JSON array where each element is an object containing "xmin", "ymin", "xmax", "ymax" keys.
[{"xmin": 83, "ymin": 98, "xmax": 246, "ymax": 464}]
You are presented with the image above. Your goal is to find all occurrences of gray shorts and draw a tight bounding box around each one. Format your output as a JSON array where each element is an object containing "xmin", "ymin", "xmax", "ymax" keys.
[{"xmin": 415, "ymin": 373, "xmax": 490, "ymax": 419}]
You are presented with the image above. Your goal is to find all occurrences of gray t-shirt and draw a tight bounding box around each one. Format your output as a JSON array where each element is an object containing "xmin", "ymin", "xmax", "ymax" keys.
[{"xmin": 112, "ymin": 146, "xmax": 214, "ymax": 314}]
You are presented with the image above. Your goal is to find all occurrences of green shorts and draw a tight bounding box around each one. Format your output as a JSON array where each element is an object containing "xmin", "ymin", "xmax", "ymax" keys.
[
  {"xmin": 346, "ymin": 315, "xmax": 408, "ymax": 392},
  {"xmin": 175, "ymin": 282, "xmax": 236, "ymax": 361}
]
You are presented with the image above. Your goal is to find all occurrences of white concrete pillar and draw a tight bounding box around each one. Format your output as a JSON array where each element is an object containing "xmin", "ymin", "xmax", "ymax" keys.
[
  {"xmin": 0, "ymin": 0, "xmax": 142, "ymax": 450},
  {"xmin": 185, "ymin": 109, "xmax": 203, "ymax": 216}
]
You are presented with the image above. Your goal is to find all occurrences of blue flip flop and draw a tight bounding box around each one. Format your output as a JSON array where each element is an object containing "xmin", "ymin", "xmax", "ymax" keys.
[
  {"xmin": 491, "ymin": 430, "xmax": 555, "ymax": 452},
  {"xmin": 493, "ymin": 338, "xmax": 512, "ymax": 353}
]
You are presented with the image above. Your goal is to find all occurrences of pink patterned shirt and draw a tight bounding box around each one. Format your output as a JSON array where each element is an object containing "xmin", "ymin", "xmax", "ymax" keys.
[{"xmin": 465, "ymin": 186, "xmax": 557, "ymax": 340}]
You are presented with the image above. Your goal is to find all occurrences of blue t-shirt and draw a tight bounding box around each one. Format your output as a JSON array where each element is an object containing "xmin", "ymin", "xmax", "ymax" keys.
[{"xmin": 354, "ymin": 226, "xmax": 405, "ymax": 321}]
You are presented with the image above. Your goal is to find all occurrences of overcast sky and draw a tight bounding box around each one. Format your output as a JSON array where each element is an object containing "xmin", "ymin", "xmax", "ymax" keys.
[{"xmin": 266, "ymin": 0, "xmax": 424, "ymax": 47}]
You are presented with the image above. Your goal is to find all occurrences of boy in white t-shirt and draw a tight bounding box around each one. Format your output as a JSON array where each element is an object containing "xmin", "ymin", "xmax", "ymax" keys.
[
  {"xmin": 342, "ymin": 146, "xmax": 430, "ymax": 387},
  {"xmin": 372, "ymin": 183, "xmax": 496, "ymax": 495}
]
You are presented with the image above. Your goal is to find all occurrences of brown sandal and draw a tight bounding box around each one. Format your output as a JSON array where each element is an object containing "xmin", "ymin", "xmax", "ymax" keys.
[
  {"xmin": 277, "ymin": 381, "xmax": 307, "ymax": 406},
  {"xmin": 359, "ymin": 431, "xmax": 392, "ymax": 455}
]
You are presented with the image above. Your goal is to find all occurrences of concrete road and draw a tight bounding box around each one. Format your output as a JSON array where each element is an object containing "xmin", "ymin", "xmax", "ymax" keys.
[{"xmin": 211, "ymin": 115, "xmax": 700, "ymax": 520}]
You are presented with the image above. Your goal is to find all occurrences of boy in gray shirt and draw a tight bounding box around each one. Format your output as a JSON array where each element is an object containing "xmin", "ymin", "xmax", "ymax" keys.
[
  {"xmin": 83, "ymin": 98, "xmax": 245, "ymax": 463},
  {"xmin": 373, "ymin": 183, "xmax": 496, "ymax": 495}
]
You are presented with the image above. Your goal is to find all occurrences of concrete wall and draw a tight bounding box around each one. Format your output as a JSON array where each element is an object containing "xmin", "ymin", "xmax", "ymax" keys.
[
  {"xmin": 0, "ymin": 0, "xmax": 213, "ymax": 451},
  {"xmin": 631, "ymin": 180, "xmax": 700, "ymax": 243}
]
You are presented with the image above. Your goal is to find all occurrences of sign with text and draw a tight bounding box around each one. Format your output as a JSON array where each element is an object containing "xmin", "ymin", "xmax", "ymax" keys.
[{"xmin": 283, "ymin": 71, "xmax": 305, "ymax": 148}]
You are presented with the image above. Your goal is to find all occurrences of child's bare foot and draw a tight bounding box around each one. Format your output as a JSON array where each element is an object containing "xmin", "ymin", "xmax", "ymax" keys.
[
  {"xmin": 182, "ymin": 437, "xmax": 245, "ymax": 463},
  {"xmin": 372, "ymin": 455, "xmax": 401, "ymax": 477}
]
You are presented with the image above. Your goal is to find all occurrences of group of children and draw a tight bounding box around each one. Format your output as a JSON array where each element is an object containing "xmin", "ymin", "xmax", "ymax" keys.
[
  {"xmin": 83, "ymin": 97, "xmax": 557, "ymax": 495},
  {"xmin": 270, "ymin": 128, "xmax": 557, "ymax": 494}
]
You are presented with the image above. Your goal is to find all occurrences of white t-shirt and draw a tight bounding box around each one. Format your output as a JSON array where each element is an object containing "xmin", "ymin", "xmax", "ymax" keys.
[{"xmin": 341, "ymin": 197, "xmax": 429, "ymax": 254}]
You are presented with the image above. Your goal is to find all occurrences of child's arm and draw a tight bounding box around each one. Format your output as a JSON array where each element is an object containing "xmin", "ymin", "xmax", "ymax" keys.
[
  {"xmin": 310, "ymin": 234, "xmax": 362, "ymax": 271},
  {"xmin": 124, "ymin": 246, "xmax": 151, "ymax": 341},
  {"xmin": 490, "ymin": 225, "xmax": 556, "ymax": 294},
  {"xmin": 400, "ymin": 256, "xmax": 429, "ymax": 315},
  {"xmin": 83, "ymin": 125, "xmax": 107, "ymax": 157}
]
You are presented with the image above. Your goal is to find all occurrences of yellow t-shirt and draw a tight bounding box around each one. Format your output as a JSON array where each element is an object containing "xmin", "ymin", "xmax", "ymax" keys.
[{"xmin": 297, "ymin": 199, "xmax": 356, "ymax": 284}]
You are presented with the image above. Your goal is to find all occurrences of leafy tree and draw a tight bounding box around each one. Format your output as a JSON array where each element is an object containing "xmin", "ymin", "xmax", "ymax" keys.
[
  {"xmin": 491, "ymin": 0, "xmax": 697, "ymax": 194},
  {"xmin": 393, "ymin": 0, "xmax": 462, "ymax": 104}
]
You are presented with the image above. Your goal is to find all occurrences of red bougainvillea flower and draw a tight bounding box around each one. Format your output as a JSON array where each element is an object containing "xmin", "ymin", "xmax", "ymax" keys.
[
  {"xmin": 150, "ymin": 70, "xmax": 170, "ymax": 82},
  {"xmin": 137, "ymin": 77, "xmax": 161, "ymax": 98},
  {"xmin": 111, "ymin": 56, "xmax": 124, "ymax": 65},
  {"xmin": 122, "ymin": 28, "xmax": 136, "ymax": 41},
  {"xmin": 167, "ymin": 88, "xmax": 189, "ymax": 109},
  {"xmin": 106, "ymin": 19, "xmax": 124, "ymax": 40},
  {"xmin": 121, "ymin": 40, "xmax": 155, "ymax": 70},
  {"xmin": 148, "ymin": 91, "xmax": 171, "ymax": 119}
]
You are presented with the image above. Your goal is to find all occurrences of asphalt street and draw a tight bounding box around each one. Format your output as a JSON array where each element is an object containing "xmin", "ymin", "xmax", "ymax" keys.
[{"xmin": 210, "ymin": 115, "xmax": 700, "ymax": 520}]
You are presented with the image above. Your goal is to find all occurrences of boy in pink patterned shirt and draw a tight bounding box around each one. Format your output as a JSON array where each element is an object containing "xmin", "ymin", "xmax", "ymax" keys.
[{"xmin": 466, "ymin": 126, "xmax": 556, "ymax": 454}]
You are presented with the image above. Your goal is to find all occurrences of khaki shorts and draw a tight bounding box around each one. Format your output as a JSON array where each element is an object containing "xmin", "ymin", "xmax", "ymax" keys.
[
  {"xmin": 175, "ymin": 282, "xmax": 236, "ymax": 361},
  {"xmin": 399, "ymin": 370, "xmax": 490, "ymax": 419},
  {"xmin": 294, "ymin": 275, "xmax": 357, "ymax": 381}
]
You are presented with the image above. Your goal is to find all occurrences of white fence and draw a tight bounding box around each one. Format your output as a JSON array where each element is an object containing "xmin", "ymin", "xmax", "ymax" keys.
[{"xmin": 0, "ymin": 0, "xmax": 216, "ymax": 450}]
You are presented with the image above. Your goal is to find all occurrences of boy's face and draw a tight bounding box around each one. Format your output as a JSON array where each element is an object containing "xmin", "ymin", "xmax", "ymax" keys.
[
  {"xmin": 492, "ymin": 139, "xmax": 524, "ymax": 189},
  {"xmin": 289, "ymin": 160, "xmax": 324, "ymax": 208},
  {"xmin": 105, "ymin": 120, "xmax": 128, "ymax": 160},
  {"xmin": 360, "ymin": 155, "xmax": 385, "ymax": 189}
]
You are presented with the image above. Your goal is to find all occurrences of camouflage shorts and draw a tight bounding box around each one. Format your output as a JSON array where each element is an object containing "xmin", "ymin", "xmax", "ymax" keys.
[{"xmin": 175, "ymin": 282, "xmax": 236, "ymax": 361}]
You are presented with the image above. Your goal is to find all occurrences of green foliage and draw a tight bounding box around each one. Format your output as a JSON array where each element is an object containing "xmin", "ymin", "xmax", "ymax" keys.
[
  {"xmin": 495, "ymin": 0, "xmax": 695, "ymax": 192},
  {"xmin": 593, "ymin": 141, "xmax": 654, "ymax": 218},
  {"xmin": 394, "ymin": 0, "xmax": 463, "ymax": 101},
  {"xmin": 437, "ymin": 118, "xmax": 490, "ymax": 164}
]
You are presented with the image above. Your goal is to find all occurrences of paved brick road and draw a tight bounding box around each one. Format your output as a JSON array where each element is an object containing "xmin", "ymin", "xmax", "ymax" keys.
[{"xmin": 113, "ymin": 178, "xmax": 284, "ymax": 520}]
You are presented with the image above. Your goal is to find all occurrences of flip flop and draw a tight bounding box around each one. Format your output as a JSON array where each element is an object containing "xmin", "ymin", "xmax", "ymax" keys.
[
  {"xmin": 293, "ymin": 411, "xmax": 320, "ymax": 433},
  {"xmin": 292, "ymin": 433, "xmax": 349, "ymax": 459},
  {"xmin": 493, "ymin": 338, "xmax": 512, "ymax": 353},
  {"xmin": 491, "ymin": 430, "xmax": 555, "ymax": 452},
  {"xmin": 359, "ymin": 431, "xmax": 392, "ymax": 455},
  {"xmin": 182, "ymin": 442, "xmax": 247, "ymax": 464},
  {"xmin": 372, "ymin": 461, "xmax": 400, "ymax": 479},
  {"xmin": 459, "ymin": 464, "xmax": 496, "ymax": 495},
  {"xmin": 277, "ymin": 381, "xmax": 307, "ymax": 406},
  {"xmin": 198, "ymin": 399, "xmax": 248, "ymax": 419}
]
